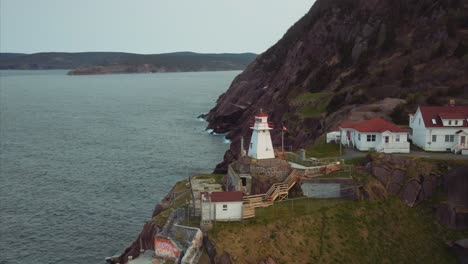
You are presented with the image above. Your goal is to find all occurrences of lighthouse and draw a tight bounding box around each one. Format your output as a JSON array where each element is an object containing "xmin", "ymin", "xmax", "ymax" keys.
[{"xmin": 248, "ymin": 112, "xmax": 275, "ymax": 159}]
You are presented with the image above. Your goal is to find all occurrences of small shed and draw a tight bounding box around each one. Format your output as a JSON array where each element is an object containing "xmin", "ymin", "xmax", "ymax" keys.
[
  {"xmin": 201, "ymin": 191, "xmax": 243, "ymax": 222},
  {"xmin": 326, "ymin": 131, "xmax": 341, "ymax": 143}
]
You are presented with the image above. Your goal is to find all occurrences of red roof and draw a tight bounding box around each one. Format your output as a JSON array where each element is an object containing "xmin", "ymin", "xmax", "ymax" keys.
[
  {"xmin": 340, "ymin": 117, "xmax": 405, "ymax": 133},
  {"xmin": 439, "ymin": 112, "xmax": 466, "ymax": 120},
  {"xmin": 419, "ymin": 106, "xmax": 468, "ymax": 127},
  {"xmin": 210, "ymin": 191, "xmax": 243, "ymax": 202},
  {"xmin": 256, "ymin": 113, "xmax": 268, "ymax": 118}
]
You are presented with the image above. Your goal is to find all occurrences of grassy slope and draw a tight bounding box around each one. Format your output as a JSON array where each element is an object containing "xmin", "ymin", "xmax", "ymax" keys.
[
  {"xmin": 290, "ymin": 92, "xmax": 333, "ymax": 118},
  {"xmin": 209, "ymin": 198, "xmax": 467, "ymax": 264}
]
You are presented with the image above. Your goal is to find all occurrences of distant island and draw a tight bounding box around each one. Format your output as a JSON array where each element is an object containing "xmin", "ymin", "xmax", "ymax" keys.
[{"xmin": 0, "ymin": 52, "xmax": 257, "ymax": 74}]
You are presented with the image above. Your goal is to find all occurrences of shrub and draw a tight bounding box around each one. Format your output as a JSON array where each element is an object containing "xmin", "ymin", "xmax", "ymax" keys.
[
  {"xmin": 326, "ymin": 92, "xmax": 347, "ymax": 113},
  {"xmin": 308, "ymin": 65, "xmax": 335, "ymax": 92},
  {"xmin": 431, "ymin": 42, "xmax": 447, "ymax": 58},
  {"xmin": 400, "ymin": 63, "xmax": 414, "ymax": 87},
  {"xmin": 454, "ymin": 41, "xmax": 468, "ymax": 58},
  {"xmin": 390, "ymin": 104, "xmax": 409, "ymax": 125}
]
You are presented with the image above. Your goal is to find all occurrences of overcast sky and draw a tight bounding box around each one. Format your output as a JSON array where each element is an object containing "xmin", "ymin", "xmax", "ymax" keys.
[{"xmin": 0, "ymin": 0, "xmax": 315, "ymax": 54}]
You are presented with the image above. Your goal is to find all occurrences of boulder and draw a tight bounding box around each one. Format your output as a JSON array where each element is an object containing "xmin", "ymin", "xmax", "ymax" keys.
[
  {"xmin": 452, "ymin": 239, "xmax": 468, "ymax": 264},
  {"xmin": 258, "ymin": 256, "xmax": 277, "ymax": 264},
  {"xmin": 400, "ymin": 180, "xmax": 421, "ymax": 207}
]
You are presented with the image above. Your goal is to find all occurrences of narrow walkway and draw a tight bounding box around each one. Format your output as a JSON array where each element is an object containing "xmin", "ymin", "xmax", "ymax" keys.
[
  {"xmin": 337, "ymin": 148, "xmax": 468, "ymax": 160},
  {"xmin": 242, "ymin": 169, "xmax": 301, "ymax": 219}
]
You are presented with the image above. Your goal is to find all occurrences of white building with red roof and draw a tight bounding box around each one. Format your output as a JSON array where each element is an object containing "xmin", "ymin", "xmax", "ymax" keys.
[
  {"xmin": 409, "ymin": 105, "xmax": 468, "ymax": 154},
  {"xmin": 200, "ymin": 191, "xmax": 244, "ymax": 222},
  {"xmin": 339, "ymin": 117, "xmax": 410, "ymax": 153}
]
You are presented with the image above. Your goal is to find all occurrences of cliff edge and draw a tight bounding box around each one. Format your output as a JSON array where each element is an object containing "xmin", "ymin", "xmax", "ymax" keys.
[{"xmin": 206, "ymin": 0, "xmax": 468, "ymax": 172}]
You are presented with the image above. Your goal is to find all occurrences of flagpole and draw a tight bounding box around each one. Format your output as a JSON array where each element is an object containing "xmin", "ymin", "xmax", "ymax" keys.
[{"xmin": 281, "ymin": 128, "xmax": 284, "ymax": 154}]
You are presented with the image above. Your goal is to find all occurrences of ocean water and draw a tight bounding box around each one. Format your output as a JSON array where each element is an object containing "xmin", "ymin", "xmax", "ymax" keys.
[{"xmin": 0, "ymin": 70, "xmax": 235, "ymax": 264}]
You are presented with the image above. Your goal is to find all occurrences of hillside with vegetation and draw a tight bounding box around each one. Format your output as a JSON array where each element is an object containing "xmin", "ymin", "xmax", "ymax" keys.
[
  {"xmin": 206, "ymin": 0, "xmax": 468, "ymax": 172},
  {"xmin": 114, "ymin": 154, "xmax": 468, "ymax": 264},
  {"xmin": 208, "ymin": 198, "xmax": 465, "ymax": 264},
  {"xmin": 0, "ymin": 52, "xmax": 256, "ymax": 73}
]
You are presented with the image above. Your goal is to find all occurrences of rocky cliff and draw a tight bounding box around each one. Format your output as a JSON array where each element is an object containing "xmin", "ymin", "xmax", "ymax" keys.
[{"xmin": 206, "ymin": 0, "xmax": 468, "ymax": 172}]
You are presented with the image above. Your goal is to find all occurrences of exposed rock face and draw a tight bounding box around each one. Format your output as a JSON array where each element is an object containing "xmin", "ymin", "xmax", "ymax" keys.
[
  {"xmin": 437, "ymin": 166, "xmax": 468, "ymax": 230},
  {"xmin": 215, "ymin": 251, "xmax": 232, "ymax": 264},
  {"xmin": 452, "ymin": 239, "xmax": 468, "ymax": 264},
  {"xmin": 258, "ymin": 256, "xmax": 277, "ymax": 264},
  {"xmin": 365, "ymin": 153, "xmax": 441, "ymax": 206},
  {"xmin": 206, "ymin": 0, "xmax": 468, "ymax": 171}
]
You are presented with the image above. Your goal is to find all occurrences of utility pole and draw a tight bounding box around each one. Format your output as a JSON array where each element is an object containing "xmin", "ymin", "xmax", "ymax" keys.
[{"xmin": 339, "ymin": 130, "xmax": 342, "ymax": 156}]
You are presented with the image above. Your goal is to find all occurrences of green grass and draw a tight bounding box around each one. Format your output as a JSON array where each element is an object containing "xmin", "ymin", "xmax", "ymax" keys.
[
  {"xmin": 192, "ymin": 174, "xmax": 224, "ymax": 184},
  {"xmin": 152, "ymin": 191, "xmax": 192, "ymax": 227},
  {"xmin": 291, "ymin": 92, "xmax": 333, "ymax": 118},
  {"xmin": 209, "ymin": 198, "xmax": 466, "ymax": 264},
  {"xmin": 344, "ymin": 156, "xmax": 368, "ymax": 165},
  {"xmin": 305, "ymin": 141, "xmax": 342, "ymax": 158},
  {"xmin": 315, "ymin": 171, "xmax": 351, "ymax": 179}
]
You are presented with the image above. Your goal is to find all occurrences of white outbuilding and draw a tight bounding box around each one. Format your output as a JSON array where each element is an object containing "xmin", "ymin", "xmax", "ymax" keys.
[{"xmin": 200, "ymin": 191, "xmax": 243, "ymax": 222}]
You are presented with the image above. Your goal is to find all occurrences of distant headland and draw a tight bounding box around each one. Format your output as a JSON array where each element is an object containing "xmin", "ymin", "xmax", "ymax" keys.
[{"xmin": 0, "ymin": 52, "xmax": 257, "ymax": 74}]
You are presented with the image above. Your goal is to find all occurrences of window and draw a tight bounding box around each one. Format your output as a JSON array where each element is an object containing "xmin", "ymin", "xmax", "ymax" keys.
[
  {"xmin": 222, "ymin": 204, "xmax": 228, "ymax": 211},
  {"xmin": 445, "ymin": 135, "xmax": 455, "ymax": 142},
  {"xmin": 449, "ymin": 120, "xmax": 452, "ymax": 125},
  {"xmin": 455, "ymin": 120, "xmax": 459, "ymax": 125},
  {"xmin": 396, "ymin": 135, "xmax": 400, "ymax": 142},
  {"xmin": 367, "ymin": 135, "xmax": 376, "ymax": 142},
  {"xmin": 250, "ymin": 143, "xmax": 253, "ymax": 149},
  {"xmin": 432, "ymin": 119, "xmax": 437, "ymax": 125},
  {"xmin": 432, "ymin": 135, "xmax": 437, "ymax": 142},
  {"xmin": 358, "ymin": 134, "xmax": 361, "ymax": 141},
  {"xmin": 419, "ymin": 118, "xmax": 421, "ymax": 125}
]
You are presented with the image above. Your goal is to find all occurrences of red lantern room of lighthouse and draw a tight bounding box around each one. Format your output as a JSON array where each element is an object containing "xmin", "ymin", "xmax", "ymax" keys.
[{"xmin": 248, "ymin": 112, "xmax": 275, "ymax": 159}]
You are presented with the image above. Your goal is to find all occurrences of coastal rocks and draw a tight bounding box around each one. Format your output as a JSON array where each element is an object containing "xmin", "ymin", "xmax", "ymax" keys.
[
  {"xmin": 215, "ymin": 251, "xmax": 232, "ymax": 264},
  {"xmin": 366, "ymin": 153, "xmax": 441, "ymax": 207},
  {"xmin": 114, "ymin": 182, "xmax": 184, "ymax": 263},
  {"xmin": 119, "ymin": 221, "xmax": 158, "ymax": 263},
  {"xmin": 452, "ymin": 239, "xmax": 468, "ymax": 264},
  {"xmin": 203, "ymin": 235, "xmax": 217, "ymax": 264}
]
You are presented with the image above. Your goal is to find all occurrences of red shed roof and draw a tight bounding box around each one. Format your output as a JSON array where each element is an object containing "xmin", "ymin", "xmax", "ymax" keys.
[
  {"xmin": 210, "ymin": 191, "xmax": 243, "ymax": 202},
  {"xmin": 419, "ymin": 106, "xmax": 468, "ymax": 127},
  {"xmin": 340, "ymin": 117, "xmax": 405, "ymax": 133}
]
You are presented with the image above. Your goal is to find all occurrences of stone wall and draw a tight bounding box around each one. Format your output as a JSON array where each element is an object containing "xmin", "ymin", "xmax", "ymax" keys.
[{"xmin": 226, "ymin": 163, "xmax": 241, "ymax": 191}]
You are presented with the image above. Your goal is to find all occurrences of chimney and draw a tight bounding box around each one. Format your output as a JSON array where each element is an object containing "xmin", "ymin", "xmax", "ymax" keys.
[{"xmin": 449, "ymin": 99, "xmax": 455, "ymax": 106}]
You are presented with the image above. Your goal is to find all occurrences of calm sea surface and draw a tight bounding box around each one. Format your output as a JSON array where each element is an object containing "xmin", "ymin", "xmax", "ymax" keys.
[{"xmin": 0, "ymin": 70, "xmax": 235, "ymax": 264}]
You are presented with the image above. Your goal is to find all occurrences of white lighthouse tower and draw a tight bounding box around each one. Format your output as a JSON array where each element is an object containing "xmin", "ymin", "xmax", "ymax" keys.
[{"xmin": 248, "ymin": 112, "xmax": 275, "ymax": 159}]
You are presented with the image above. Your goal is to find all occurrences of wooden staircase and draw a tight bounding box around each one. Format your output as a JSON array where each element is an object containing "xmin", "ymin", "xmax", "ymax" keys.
[{"xmin": 242, "ymin": 170, "xmax": 300, "ymax": 219}]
